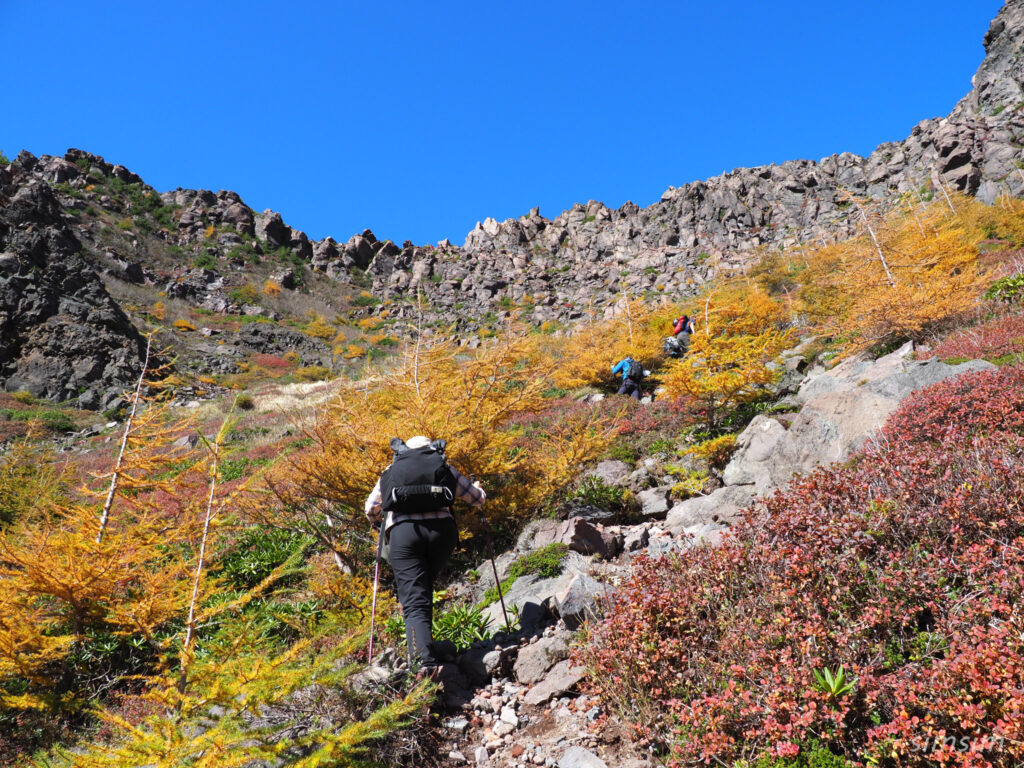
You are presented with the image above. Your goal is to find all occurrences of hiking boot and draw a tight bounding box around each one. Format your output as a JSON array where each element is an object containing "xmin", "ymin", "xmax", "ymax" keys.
[
  {"xmin": 414, "ymin": 665, "xmax": 445, "ymax": 684},
  {"xmin": 429, "ymin": 640, "xmax": 458, "ymax": 663}
]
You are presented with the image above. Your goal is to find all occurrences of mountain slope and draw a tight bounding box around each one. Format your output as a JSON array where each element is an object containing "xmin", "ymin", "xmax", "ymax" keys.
[{"xmin": 2, "ymin": 1, "xmax": 1024, "ymax": 409}]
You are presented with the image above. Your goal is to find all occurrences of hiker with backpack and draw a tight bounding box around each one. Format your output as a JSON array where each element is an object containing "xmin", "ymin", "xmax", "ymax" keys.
[
  {"xmin": 612, "ymin": 355, "xmax": 647, "ymax": 400},
  {"xmin": 364, "ymin": 435, "xmax": 485, "ymax": 673},
  {"xmin": 664, "ymin": 313, "xmax": 696, "ymax": 358}
]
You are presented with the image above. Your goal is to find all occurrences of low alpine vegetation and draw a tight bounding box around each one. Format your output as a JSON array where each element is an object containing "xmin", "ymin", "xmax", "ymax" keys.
[{"xmin": 578, "ymin": 363, "xmax": 1024, "ymax": 767}]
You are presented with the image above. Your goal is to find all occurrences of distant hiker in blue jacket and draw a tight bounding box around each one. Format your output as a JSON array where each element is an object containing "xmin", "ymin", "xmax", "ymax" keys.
[{"xmin": 611, "ymin": 356, "xmax": 646, "ymax": 400}]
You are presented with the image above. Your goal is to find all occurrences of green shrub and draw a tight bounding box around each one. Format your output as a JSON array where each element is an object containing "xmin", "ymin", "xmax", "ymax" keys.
[
  {"xmin": 219, "ymin": 456, "xmax": 270, "ymax": 483},
  {"xmin": 352, "ymin": 292, "xmax": 380, "ymax": 307},
  {"xmin": 0, "ymin": 151, "xmax": 10, "ymax": 167},
  {"xmin": 226, "ymin": 240, "xmax": 264, "ymax": 265},
  {"xmin": 984, "ymin": 272, "xmax": 1024, "ymax": 303},
  {"xmin": 748, "ymin": 742, "xmax": 852, "ymax": 768},
  {"xmin": 387, "ymin": 598, "xmax": 494, "ymax": 649},
  {"xmin": 194, "ymin": 253, "xmax": 217, "ymax": 269},
  {"xmin": 432, "ymin": 602, "xmax": 492, "ymax": 647},
  {"xmin": 0, "ymin": 408, "xmax": 75, "ymax": 432},
  {"xmin": 214, "ymin": 526, "xmax": 312, "ymax": 589},
  {"xmin": 568, "ymin": 475, "xmax": 628, "ymax": 510},
  {"xmin": 229, "ymin": 284, "xmax": 261, "ymax": 305},
  {"xmin": 234, "ymin": 394, "xmax": 255, "ymax": 410}
]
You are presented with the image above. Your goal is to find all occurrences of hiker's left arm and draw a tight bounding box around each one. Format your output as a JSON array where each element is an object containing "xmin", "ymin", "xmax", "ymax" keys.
[
  {"xmin": 451, "ymin": 467, "xmax": 486, "ymax": 508},
  {"xmin": 364, "ymin": 479, "xmax": 383, "ymax": 523}
]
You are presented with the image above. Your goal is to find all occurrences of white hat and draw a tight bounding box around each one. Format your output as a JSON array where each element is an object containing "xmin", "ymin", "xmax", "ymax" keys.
[{"xmin": 405, "ymin": 435, "xmax": 432, "ymax": 449}]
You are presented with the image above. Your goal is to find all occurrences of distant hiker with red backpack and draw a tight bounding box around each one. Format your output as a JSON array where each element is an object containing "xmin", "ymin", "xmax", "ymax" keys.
[
  {"xmin": 612, "ymin": 355, "xmax": 647, "ymax": 400},
  {"xmin": 665, "ymin": 313, "xmax": 696, "ymax": 358},
  {"xmin": 365, "ymin": 436, "xmax": 485, "ymax": 672}
]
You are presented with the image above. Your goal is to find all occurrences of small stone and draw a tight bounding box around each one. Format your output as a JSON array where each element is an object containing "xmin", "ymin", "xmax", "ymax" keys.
[
  {"xmin": 445, "ymin": 716, "xmax": 471, "ymax": 733},
  {"xmin": 500, "ymin": 706, "xmax": 519, "ymax": 727},
  {"xmin": 557, "ymin": 746, "xmax": 607, "ymax": 768},
  {"xmin": 449, "ymin": 750, "xmax": 467, "ymax": 763},
  {"xmin": 474, "ymin": 745, "xmax": 490, "ymax": 766},
  {"xmin": 492, "ymin": 720, "xmax": 515, "ymax": 737}
]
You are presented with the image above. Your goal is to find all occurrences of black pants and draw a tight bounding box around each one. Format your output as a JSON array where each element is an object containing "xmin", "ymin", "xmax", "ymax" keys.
[
  {"xmin": 617, "ymin": 378, "xmax": 642, "ymax": 400},
  {"xmin": 388, "ymin": 516, "xmax": 458, "ymax": 667}
]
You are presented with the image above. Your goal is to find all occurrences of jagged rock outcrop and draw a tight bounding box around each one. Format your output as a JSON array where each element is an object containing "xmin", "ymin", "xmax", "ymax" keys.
[
  {"xmin": 0, "ymin": 165, "xmax": 146, "ymax": 410},
  {"xmin": 361, "ymin": 0, "xmax": 1024, "ymax": 329},
  {"xmin": 664, "ymin": 344, "xmax": 995, "ymax": 535}
]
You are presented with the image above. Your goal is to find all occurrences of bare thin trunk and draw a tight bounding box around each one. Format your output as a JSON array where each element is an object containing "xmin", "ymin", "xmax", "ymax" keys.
[
  {"xmin": 906, "ymin": 200, "xmax": 927, "ymax": 238},
  {"xmin": 96, "ymin": 334, "xmax": 153, "ymax": 544},
  {"xmin": 852, "ymin": 198, "xmax": 896, "ymax": 287},
  {"xmin": 412, "ymin": 290, "xmax": 423, "ymax": 399},
  {"xmin": 934, "ymin": 171, "xmax": 956, "ymax": 214},
  {"xmin": 704, "ymin": 289, "xmax": 717, "ymax": 336},
  {"xmin": 321, "ymin": 507, "xmax": 351, "ymax": 574},
  {"xmin": 623, "ymin": 290, "xmax": 634, "ymax": 345},
  {"xmin": 179, "ymin": 418, "xmax": 226, "ymax": 697},
  {"xmin": 796, "ymin": 243, "xmax": 809, "ymax": 269}
]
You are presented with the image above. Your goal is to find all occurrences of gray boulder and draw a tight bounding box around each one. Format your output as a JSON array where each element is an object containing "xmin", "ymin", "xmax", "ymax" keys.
[
  {"xmin": 557, "ymin": 517, "xmax": 619, "ymax": 559},
  {"xmin": 523, "ymin": 660, "xmax": 587, "ymax": 706},
  {"xmin": 622, "ymin": 525, "xmax": 650, "ymax": 552},
  {"xmin": 513, "ymin": 633, "xmax": 570, "ymax": 684},
  {"xmin": 554, "ymin": 573, "xmax": 610, "ymax": 630},
  {"xmin": 481, "ymin": 571, "xmax": 574, "ymax": 631},
  {"xmin": 254, "ymin": 209, "xmax": 290, "ymax": 246},
  {"xmin": 635, "ymin": 486, "xmax": 671, "ymax": 518},
  {"xmin": 720, "ymin": 414, "xmax": 788, "ymax": 491},
  {"xmin": 516, "ymin": 520, "xmax": 565, "ymax": 557},
  {"xmin": 721, "ymin": 346, "xmax": 996, "ymax": 495},
  {"xmin": 665, "ymin": 485, "xmax": 757, "ymax": 536},
  {"xmin": 0, "ymin": 179, "xmax": 146, "ymax": 409},
  {"xmin": 584, "ymin": 460, "xmax": 631, "ymax": 486}
]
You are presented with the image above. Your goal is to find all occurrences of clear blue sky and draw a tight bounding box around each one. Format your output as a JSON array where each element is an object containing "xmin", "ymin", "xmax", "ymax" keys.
[{"xmin": 1, "ymin": 1, "xmax": 1004, "ymax": 246}]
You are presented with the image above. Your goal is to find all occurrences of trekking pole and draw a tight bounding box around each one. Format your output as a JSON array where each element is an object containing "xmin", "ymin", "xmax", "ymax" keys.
[
  {"xmin": 478, "ymin": 511, "xmax": 511, "ymax": 631},
  {"xmin": 368, "ymin": 517, "xmax": 386, "ymax": 664}
]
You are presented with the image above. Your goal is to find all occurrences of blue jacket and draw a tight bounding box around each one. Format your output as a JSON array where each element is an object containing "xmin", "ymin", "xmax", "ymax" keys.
[{"xmin": 611, "ymin": 357, "xmax": 633, "ymax": 381}]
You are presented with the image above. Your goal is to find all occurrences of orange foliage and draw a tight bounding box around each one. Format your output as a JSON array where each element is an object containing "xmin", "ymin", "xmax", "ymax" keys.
[
  {"xmin": 530, "ymin": 297, "xmax": 688, "ymax": 390},
  {"xmin": 661, "ymin": 327, "xmax": 792, "ymax": 431},
  {"xmin": 797, "ymin": 194, "xmax": 1006, "ymax": 355},
  {"xmin": 263, "ymin": 329, "xmax": 617, "ymax": 570}
]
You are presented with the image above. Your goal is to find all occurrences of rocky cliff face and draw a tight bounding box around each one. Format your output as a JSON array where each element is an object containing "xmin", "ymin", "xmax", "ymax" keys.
[
  {"xmin": 0, "ymin": 163, "xmax": 147, "ymax": 411},
  {"xmin": 3, "ymin": 1, "xmax": 1024, "ymax": 407},
  {"xmin": 373, "ymin": 0, "xmax": 1024, "ymax": 328}
]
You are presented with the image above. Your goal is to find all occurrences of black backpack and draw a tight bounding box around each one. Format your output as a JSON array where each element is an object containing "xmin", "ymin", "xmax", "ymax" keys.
[
  {"xmin": 379, "ymin": 438, "xmax": 456, "ymax": 516},
  {"xmin": 626, "ymin": 358, "xmax": 645, "ymax": 382}
]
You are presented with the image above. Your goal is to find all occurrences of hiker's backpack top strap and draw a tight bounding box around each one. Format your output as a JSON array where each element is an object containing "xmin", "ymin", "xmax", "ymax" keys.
[{"xmin": 379, "ymin": 443, "xmax": 456, "ymax": 515}]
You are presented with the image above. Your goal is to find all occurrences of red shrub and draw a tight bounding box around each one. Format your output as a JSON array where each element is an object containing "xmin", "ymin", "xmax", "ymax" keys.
[
  {"xmin": 931, "ymin": 314, "xmax": 1024, "ymax": 361},
  {"xmin": 579, "ymin": 429, "xmax": 1024, "ymax": 766},
  {"xmin": 881, "ymin": 363, "xmax": 1024, "ymax": 446},
  {"xmin": 250, "ymin": 353, "xmax": 294, "ymax": 370}
]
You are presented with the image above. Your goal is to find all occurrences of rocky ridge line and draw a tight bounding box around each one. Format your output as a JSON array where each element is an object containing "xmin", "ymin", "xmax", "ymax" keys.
[{"xmin": 3, "ymin": 1, "xmax": 1024, "ymax": 407}]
